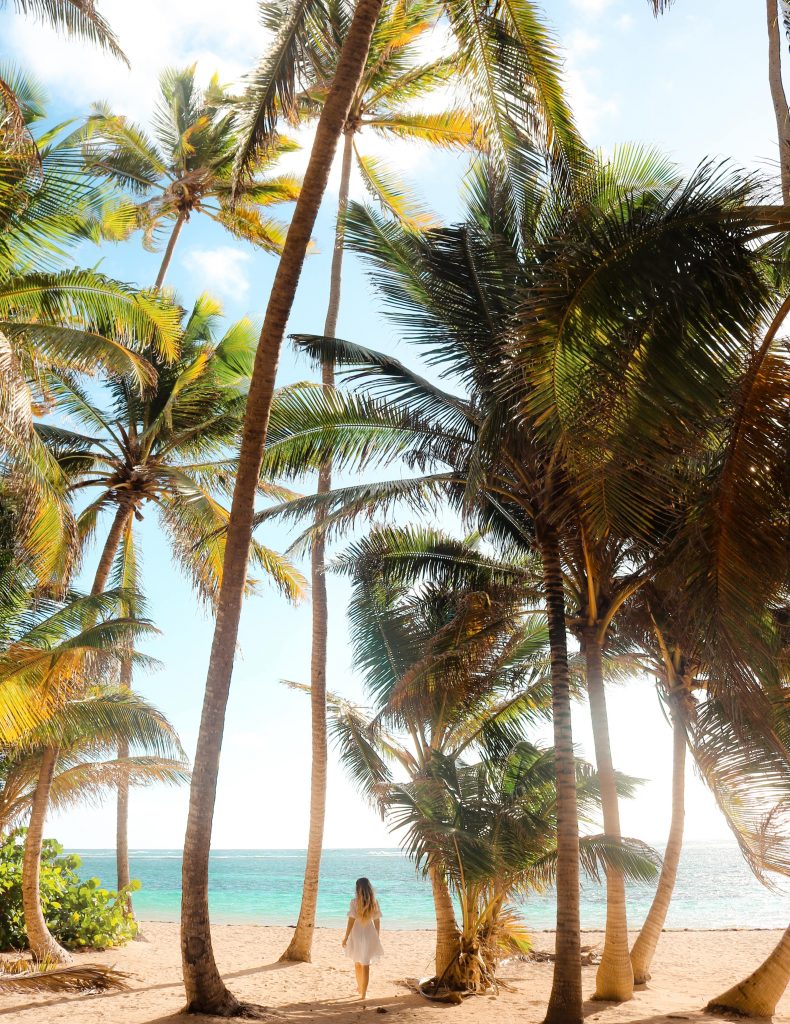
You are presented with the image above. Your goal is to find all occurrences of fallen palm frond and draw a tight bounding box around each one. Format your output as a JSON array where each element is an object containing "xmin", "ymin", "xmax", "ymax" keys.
[{"xmin": 0, "ymin": 959, "xmax": 130, "ymax": 992}]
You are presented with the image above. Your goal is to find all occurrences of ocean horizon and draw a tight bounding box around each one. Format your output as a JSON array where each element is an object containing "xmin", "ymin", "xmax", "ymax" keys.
[{"xmin": 69, "ymin": 839, "xmax": 787, "ymax": 931}]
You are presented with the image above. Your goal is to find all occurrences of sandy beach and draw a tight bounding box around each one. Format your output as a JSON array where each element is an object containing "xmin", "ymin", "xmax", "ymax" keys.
[{"xmin": 1, "ymin": 924, "xmax": 787, "ymax": 1024}]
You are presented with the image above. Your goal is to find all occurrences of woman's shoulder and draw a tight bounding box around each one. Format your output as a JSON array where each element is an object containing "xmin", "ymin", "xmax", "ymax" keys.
[{"xmin": 349, "ymin": 897, "xmax": 357, "ymax": 913}]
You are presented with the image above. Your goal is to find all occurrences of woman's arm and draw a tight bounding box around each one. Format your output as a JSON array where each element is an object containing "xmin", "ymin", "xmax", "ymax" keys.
[
  {"xmin": 374, "ymin": 918, "xmax": 381, "ymax": 935},
  {"xmin": 342, "ymin": 916, "xmax": 354, "ymax": 947}
]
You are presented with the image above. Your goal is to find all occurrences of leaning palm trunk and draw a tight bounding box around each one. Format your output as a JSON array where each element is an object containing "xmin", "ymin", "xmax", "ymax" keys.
[
  {"xmin": 22, "ymin": 747, "xmax": 71, "ymax": 963},
  {"xmin": 767, "ymin": 0, "xmax": 790, "ymax": 202},
  {"xmin": 281, "ymin": 130, "xmax": 354, "ymax": 964},
  {"xmin": 630, "ymin": 692, "xmax": 686, "ymax": 983},
  {"xmin": 585, "ymin": 633, "xmax": 633, "ymax": 1001},
  {"xmin": 707, "ymin": 924, "xmax": 790, "ymax": 1017},
  {"xmin": 540, "ymin": 531, "xmax": 583, "ymax": 1024},
  {"xmin": 180, "ymin": 0, "xmax": 386, "ymax": 1013}
]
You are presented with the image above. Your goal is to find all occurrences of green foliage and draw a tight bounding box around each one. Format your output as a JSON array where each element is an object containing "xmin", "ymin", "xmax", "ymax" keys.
[{"xmin": 0, "ymin": 829, "xmax": 139, "ymax": 951}]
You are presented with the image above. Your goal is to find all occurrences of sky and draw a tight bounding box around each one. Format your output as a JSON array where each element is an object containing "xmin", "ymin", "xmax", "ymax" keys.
[{"xmin": 0, "ymin": 0, "xmax": 782, "ymax": 850}]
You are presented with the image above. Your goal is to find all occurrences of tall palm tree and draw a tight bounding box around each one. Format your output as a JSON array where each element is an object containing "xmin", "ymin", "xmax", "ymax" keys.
[
  {"xmin": 83, "ymin": 65, "xmax": 302, "ymax": 289},
  {"xmin": 44, "ymin": 294, "xmax": 305, "ymax": 614},
  {"xmin": 179, "ymin": 0, "xmax": 584, "ymax": 1011},
  {"xmin": 0, "ymin": 690, "xmax": 189, "ymax": 835},
  {"xmin": 256, "ymin": 143, "xmax": 782, "ymax": 1016},
  {"xmin": 277, "ymin": 0, "xmax": 479, "ymax": 963}
]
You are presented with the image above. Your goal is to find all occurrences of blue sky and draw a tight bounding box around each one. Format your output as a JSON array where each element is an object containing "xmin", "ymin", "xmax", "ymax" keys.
[{"xmin": 1, "ymin": 0, "xmax": 780, "ymax": 849}]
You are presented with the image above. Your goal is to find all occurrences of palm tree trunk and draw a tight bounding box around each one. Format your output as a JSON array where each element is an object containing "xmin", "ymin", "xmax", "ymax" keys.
[
  {"xmin": 630, "ymin": 692, "xmax": 686, "ymax": 984},
  {"xmin": 92, "ymin": 505, "xmax": 134, "ymax": 906},
  {"xmin": 280, "ymin": 129, "xmax": 354, "ymax": 965},
  {"xmin": 540, "ymin": 530, "xmax": 583, "ymax": 1024},
  {"xmin": 767, "ymin": 0, "xmax": 790, "ymax": 202},
  {"xmin": 585, "ymin": 632, "xmax": 633, "ymax": 1002},
  {"xmin": 707, "ymin": 924, "xmax": 790, "ymax": 1017},
  {"xmin": 91, "ymin": 502, "xmax": 133, "ymax": 596},
  {"xmin": 180, "ymin": 0, "xmax": 385, "ymax": 1013},
  {"xmin": 116, "ymin": 656, "xmax": 133, "ymax": 912},
  {"xmin": 429, "ymin": 861, "xmax": 462, "ymax": 979},
  {"xmin": 22, "ymin": 747, "xmax": 72, "ymax": 963},
  {"xmin": 154, "ymin": 212, "xmax": 186, "ymax": 291}
]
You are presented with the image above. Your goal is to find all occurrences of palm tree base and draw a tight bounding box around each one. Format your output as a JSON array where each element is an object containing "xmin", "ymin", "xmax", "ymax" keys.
[
  {"xmin": 183, "ymin": 995, "xmax": 270, "ymax": 1018},
  {"xmin": 279, "ymin": 943, "xmax": 311, "ymax": 964}
]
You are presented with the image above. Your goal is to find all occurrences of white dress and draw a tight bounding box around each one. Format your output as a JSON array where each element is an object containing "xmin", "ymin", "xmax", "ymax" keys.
[{"xmin": 344, "ymin": 898, "xmax": 384, "ymax": 965}]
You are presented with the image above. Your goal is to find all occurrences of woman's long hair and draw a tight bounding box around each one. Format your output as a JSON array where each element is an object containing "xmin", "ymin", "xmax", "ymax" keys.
[{"xmin": 355, "ymin": 877, "xmax": 379, "ymax": 921}]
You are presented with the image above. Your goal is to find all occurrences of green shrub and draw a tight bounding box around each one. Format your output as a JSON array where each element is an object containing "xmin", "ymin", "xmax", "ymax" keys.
[{"xmin": 0, "ymin": 829, "xmax": 139, "ymax": 951}]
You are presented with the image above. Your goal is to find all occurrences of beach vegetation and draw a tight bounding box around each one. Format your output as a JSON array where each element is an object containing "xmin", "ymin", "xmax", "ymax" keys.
[{"xmin": 0, "ymin": 830, "xmax": 139, "ymax": 951}]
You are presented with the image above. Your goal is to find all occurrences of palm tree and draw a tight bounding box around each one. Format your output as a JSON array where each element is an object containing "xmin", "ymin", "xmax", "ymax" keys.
[
  {"xmin": 277, "ymin": 0, "xmax": 479, "ymax": 963},
  {"xmin": 256, "ymin": 142, "xmax": 783, "ymax": 1016},
  {"xmin": 44, "ymin": 293, "xmax": 305, "ymax": 613},
  {"xmin": 0, "ymin": 74, "xmax": 181, "ymax": 581},
  {"xmin": 39, "ymin": 295, "xmax": 305, "ymax": 896},
  {"xmin": 0, "ymin": 569, "xmax": 160, "ymax": 962},
  {"xmin": 0, "ymin": 690, "xmax": 189, "ymax": 835},
  {"xmin": 180, "ymin": 0, "xmax": 583, "ymax": 1009},
  {"xmin": 83, "ymin": 65, "xmax": 302, "ymax": 289},
  {"xmin": 10, "ymin": 688, "xmax": 188, "ymax": 960}
]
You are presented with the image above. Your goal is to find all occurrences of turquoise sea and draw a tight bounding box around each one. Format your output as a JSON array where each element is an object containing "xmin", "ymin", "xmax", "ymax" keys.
[{"xmin": 70, "ymin": 841, "xmax": 787, "ymax": 931}]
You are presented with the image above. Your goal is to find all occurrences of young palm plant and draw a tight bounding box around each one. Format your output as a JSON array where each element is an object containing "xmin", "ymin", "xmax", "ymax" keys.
[
  {"xmin": 180, "ymin": 0, "xmax": 584, "ymax": 1007},
  {"xmin": 389, "ymin": 744, "xmax": 656, "ymax": 996},
  {"xmin": 83, "ymin": 65, "xmax": 301, "ymax": 289},
  {"xmin": 256, "ymin": 142, "xmax": 781, "ymax": 1012},
  {"xmin": 321, "ymin": 524, "xmax": 557, "ymax": 981},
  {"xmin": 275, "ymin": 0, "xmax": 480, "ymax": 963}
]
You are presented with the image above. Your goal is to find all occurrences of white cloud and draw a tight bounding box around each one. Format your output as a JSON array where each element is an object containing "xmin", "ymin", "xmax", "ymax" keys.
[
  {"xmin": 617, "ymin": 13, "xmax": 635, "ymax": 31},
  {"xmin": 566, "ymin": 30, "xmax": 601, "ymax": 56},
  {"xmin": 183, "ymin": 246, "xmax": 252, "ymax": 297},
  {"xmin": 570, "ymin": 0, "xmax": 617, "ymax": 14},
  {"xmin": 7, "ymin": 0, "xmax": 272, "ymax": 121}
]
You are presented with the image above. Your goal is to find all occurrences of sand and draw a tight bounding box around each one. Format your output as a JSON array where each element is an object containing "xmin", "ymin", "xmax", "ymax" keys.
[{"xmin": 1, "ymin": 924, "xmax": 787, "ymax": 1024}]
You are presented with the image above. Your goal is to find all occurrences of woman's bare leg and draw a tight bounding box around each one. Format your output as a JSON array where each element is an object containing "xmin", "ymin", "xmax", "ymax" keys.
[
  {"xmin": 354, "ymin": 962, "xmax": 364, "ymax": 996},
  {"xmin": 360, "ymin": 964, "xmax": 370, "ymax": 1000}
]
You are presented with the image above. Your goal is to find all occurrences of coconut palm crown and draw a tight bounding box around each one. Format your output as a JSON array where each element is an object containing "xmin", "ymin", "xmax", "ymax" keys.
[
  {"xmin": 83, "ymin": 65, "xmax": 302, "ymax": 288},
  {"xmin": 39, "ymin": 294, "xmax": 306, "ymax": 606}
]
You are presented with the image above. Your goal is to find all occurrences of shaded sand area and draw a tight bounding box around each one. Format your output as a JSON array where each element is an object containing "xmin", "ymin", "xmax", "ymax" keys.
[{"xmin": 1, "ymin": 924, "xmax": 787, "ymax": 1024}]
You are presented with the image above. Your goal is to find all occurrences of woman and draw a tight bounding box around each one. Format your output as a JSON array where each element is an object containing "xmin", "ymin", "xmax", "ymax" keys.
[{"xmin": 342, "ymin": 877, "xmax": 384, "ymax": 1001}]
